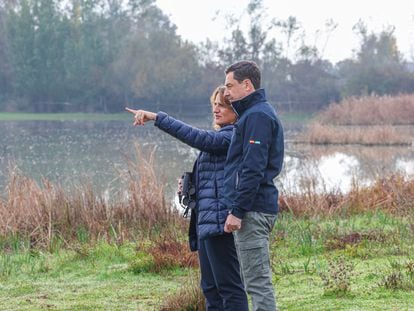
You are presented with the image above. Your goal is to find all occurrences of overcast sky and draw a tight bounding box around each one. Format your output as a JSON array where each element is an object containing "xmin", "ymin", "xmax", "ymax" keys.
[{"xmin": 156, "ymin": 0, "xmax": 414, "ymax": 63}]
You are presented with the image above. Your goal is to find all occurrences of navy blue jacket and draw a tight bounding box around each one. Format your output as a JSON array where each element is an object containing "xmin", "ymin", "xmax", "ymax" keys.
[
  {"xmin": 223, "ymin": 89, "xmax": 284, "ymax": 219},
  {"xmin": 154, "ymin": 112, "xmax": 233, "ymax": 242}
]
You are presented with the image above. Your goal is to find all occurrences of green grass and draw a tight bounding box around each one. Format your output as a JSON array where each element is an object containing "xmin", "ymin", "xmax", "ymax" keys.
[
  {"xmin": 1, "ymin": 211, "xmax": 413, "ymax": 310},
  {"xmin": 0, "ymin": 112, "xmax": 130, "ymax": 121},
  {"xmin": 271, "ymin": 212, "xmax": 414, "ymax": 310},
  {"xmin": 0, "ymin": 242, "xmax": 186, "ymax": 310}
]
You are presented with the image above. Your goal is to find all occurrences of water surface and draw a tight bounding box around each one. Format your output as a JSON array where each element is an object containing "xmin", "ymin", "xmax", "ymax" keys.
[{"xmin": 1, "ymin": 119, "xmax": 413, "ymax": 200}]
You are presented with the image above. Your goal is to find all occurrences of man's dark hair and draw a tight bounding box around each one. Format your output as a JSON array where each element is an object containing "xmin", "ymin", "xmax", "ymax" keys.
[{"xmin": 225, "ymin": 60, "xmax": 261, "ymax": 90}]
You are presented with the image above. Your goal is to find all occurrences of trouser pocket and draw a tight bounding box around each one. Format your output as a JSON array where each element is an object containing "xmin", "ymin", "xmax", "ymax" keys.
[{"xmin": 237, "ymin": 239, "xmax": 270, "ymax": 275}]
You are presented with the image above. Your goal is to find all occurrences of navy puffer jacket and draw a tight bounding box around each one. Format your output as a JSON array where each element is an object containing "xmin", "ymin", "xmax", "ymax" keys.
[{"xmin": 154, "ymin": 112, "xmax": 233, "ymax": 241}]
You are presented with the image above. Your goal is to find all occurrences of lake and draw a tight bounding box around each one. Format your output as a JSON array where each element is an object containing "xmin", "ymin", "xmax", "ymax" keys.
[{"xmin": 1, "ymin": 118, "xmax": 413, "ymax": 202}]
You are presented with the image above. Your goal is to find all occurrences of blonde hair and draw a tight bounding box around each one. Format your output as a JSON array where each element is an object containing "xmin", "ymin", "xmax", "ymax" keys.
[{"xmin": 210, "ymin": 85, "xmax": 233, "ymax": 130}]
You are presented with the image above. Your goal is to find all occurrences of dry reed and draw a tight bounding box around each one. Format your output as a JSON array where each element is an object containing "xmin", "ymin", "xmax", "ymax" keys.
[
  {"xmin": 299, "ymin": 122, "xmax": 412, "ymax": 145},
  {"xmin": 296, "ymin": 94, "xmax": 414, "ymax": 145},
  {"xmin": 0, "ymin": 144, "xmax": 185, "ymax": 249},
  {"xmin": 279, "ymin": 173, "xmax": 414, "ymax": 217},
  {"xmin": 317, "ymin": 94, "xmax": 414, "ymax": 126}
]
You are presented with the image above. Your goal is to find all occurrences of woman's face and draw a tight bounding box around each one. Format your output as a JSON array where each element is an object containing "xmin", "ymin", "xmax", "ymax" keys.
[{"xmin": 212, "ymin": 94, "xmax": 237, "ymax": 127}]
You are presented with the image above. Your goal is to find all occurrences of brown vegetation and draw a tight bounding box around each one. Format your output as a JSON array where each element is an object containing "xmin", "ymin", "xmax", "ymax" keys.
[
  {"xmin": 297, "ymin": 94, "xmax": 414, "ymax": 145},
  {"xmin": 0, "ymin": 145, "xmax": 185, "ymax": 249},
  {"xmin": 160, "ymin": 271, "xmax": 206, "ymax": 311},
  {"xmin": 148, "ymin": 233, "xmax": 199, "ymax": 272},
  {"xmin": 279, "ymin": 173, "xmax": 414, "ymax": 217},
  {"xmin": 317, "ymin": 94, "xmax": 414, "ymax": 126},
  {"xmin": 299, "ymin": 122, "xmax": 412, "ymax": 145}
]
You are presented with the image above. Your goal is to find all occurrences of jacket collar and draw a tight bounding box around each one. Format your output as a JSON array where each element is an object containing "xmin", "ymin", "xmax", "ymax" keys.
[
  {"xmin": 231, "ymin": 88, "xmax": 266, "ymax": 118},
  {"xmin": 218, "ymin": 124, "xmax": 234, "ymax": 132}
]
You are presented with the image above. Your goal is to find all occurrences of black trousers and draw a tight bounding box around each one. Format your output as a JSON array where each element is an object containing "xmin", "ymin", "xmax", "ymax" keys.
[{"xmin": 198, "ymin": 233, "xmax": 249, "ymax": 311}]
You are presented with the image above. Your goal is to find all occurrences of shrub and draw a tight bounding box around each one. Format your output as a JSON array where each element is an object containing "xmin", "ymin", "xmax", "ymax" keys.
[
  {"xmin": 148, "ymin": 233, "xmax": 198, "ymax": 273},
  {"xmin": 378, "ymin": 260, "xmax": 414, "ymax": 290},
  {"xmin": 320, "ymin": 255, "xmax": 355, "ymax": 296},
  {"xmin": 128, "ymin": 251, "xmax": 155, "ymax": 274},
  {"xmin": 159, "ymin": 271, "xmax": 205, "ymax": 311}
]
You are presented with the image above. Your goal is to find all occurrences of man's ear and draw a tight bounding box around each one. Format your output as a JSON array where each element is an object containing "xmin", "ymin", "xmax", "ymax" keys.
[{"xmin": 244, "ymin": 79, "xmax": 254, "ymax": 92}]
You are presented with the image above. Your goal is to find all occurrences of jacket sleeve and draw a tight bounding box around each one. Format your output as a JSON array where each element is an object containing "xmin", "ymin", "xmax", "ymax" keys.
[
  {"xmin": 154, "ymin": 111, "xmax": 231, "ymax": 154},
  {"xmin": 230, "ymin": 112, "xmax": 275, "ymax": 219}
]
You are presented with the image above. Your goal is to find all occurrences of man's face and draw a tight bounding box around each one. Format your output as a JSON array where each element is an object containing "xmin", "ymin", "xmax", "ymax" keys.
[{"xmin": 224, "ymin": 72, "xmax": 252, "ymax": 103}]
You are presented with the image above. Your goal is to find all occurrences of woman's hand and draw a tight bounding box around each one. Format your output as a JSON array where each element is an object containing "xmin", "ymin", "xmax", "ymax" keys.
[
  {"xmin": 177, "ymin": 176, "xmax": 184, "ymax": 196},
  {"xmin": 125, "ymin": 107, "xmax": 156, "ymax": 126}
]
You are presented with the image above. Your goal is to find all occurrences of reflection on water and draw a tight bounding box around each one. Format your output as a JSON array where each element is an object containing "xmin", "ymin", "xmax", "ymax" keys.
[
  {"xmin": 282, "ymin": 152, "xmax": 365, "ymax": 194},
  {"xmin": 282, "ymin": 143, "xmax": 414, "ymax": 193},
  {"xmin": 0, "ymin": 119, "xmax": 202, "ymax": 199},
  {"xmin": 396, "ymin": 159, "xmax": 414, "ymax": 175},
  {"xmin": 0, "ymin": 120, "xmax": 413, "ymax": 199}
]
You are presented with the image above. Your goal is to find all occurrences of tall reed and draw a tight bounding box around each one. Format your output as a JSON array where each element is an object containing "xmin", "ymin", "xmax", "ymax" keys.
[
  {"xmin": 317, "ymin": 94, "xmax": 414, "ymax": 126},
  {"xmin": 297, "ymin": 94, "xmax": 414, "ymax": 145},
  {"xmin": 0, "ymin": 144, "xmax": 184, "ymax": 249},
  {"xmin": 300, "ymin": 122, "xmax": 412, "ymax": 145},
  {"xmin": 279, "ymin": 173, "xmax": 414, "ymax": 217}
]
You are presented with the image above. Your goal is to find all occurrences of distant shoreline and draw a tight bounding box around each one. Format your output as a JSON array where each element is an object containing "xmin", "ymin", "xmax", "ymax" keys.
[{"xmin": 0, "ymin": 112, "xmax": 131, "ymax": 122}]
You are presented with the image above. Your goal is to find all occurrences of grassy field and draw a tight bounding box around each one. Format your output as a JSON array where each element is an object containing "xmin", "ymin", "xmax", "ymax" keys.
[
  {"xmin": 1, "ymin": 210, "xmax": 413, "ymax": 311},
  {"xmin": 0, "ymin": 241, "xmax": 186, "ymax": 310}
]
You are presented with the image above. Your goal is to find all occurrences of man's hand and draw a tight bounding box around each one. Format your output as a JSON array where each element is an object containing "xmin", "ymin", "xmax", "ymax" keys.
[
  {"xmin": 125, "ymin": 107, "xmax": 156, "ymax": 126},
  {"xmin": 224, "ymin": 214, "xmax": 242, "ymax": 233}
]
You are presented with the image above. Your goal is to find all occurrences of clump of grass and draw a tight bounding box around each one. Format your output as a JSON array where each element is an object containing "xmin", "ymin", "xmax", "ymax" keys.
[
  {"xmin": 406, "ymin": 260, "xmax": 414, "ymax": 280},
  {"xmin": 128, "ymin": 230, "xmax": 198, "ymax": 274},
  {"xmin": 0, "ymin": 144, "xmax": 185, "ymax": 249},
  {"xmin": 320, "ymin": 255, "xmax": 355, "ymax": 296},
  {"xmin": 148, "ymin": 232, "xmax": 198, "ymax": 272},
  {"xmin": 128, "ymin": 251, "xmax": 155, "ymax": 274},
  {"xmin": 324, "ymin": 231, "xmax": 388, "ymax": 251},
  {"xmin": 378, "ymin": 260, "xmax": 414, "ymax": 290},
  {"xmin": 159, "ymin": 271, "xmax": 205, "ymax": 311}
]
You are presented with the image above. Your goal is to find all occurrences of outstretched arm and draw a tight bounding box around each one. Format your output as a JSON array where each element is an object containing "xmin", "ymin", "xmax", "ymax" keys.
[
  {"xmin": 154, "ymin": 112, "xmax": 231, "ymax": 154},
  {"xmin": 125, "ymin": 107, "xmax": 156, "ymax": 126},
  {"xmin": 126, "ymin": 108, "xmax": 231, "ymax": 154}
]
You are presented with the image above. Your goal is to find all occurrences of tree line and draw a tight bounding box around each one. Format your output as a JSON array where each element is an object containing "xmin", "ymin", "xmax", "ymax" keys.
[{"xmin": 0, "ymin": 0, "xmax": 413, "ymax": 115}]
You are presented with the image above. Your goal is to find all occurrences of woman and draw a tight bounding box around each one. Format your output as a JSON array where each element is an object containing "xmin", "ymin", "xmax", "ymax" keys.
[{"xmin": 126, "ymin": 86, "xmax": 248, "ymax": 311}]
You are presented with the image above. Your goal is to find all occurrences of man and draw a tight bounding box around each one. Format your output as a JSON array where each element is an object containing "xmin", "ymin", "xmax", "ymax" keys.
[{"xmin": 223, "ymin": 60, "xmax": 284, "ymax": 311}]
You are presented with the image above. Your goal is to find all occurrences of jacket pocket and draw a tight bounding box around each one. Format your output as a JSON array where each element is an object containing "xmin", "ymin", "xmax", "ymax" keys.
[{"xmin": 235, "ymin": 171, "xmax": 240, "ymax": 190}]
